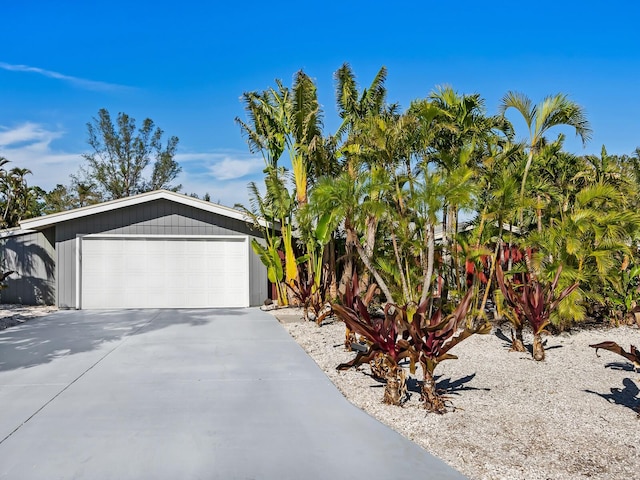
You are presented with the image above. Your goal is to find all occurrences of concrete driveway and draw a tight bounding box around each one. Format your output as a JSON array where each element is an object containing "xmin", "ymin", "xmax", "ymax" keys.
[{"xmin": 0, "ymin": 309, "xmax": 465, "ymax": 479}]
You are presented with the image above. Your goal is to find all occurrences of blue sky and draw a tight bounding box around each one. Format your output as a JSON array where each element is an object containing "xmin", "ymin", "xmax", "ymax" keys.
[{"xmin": 1, "ymin": 1, "xmax": 639, "ymax": 207}]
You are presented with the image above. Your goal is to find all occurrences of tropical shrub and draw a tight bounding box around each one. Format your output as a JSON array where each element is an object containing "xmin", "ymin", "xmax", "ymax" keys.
[
  {"xmin": 287, "ymin": 265, "xmax": 332, "ymax": 325},
  {"xmin": 336, "ymin": 270, "xmax": 377, "ymax": 348},
  {"xmin": 334, "ymin": 288, "xmax": 490, "ymax": 411},
  {"xmin": 590, "ymin": 341, "xmax": 640, "ymax": 372},
  {"xmin": 495, "ymin": 263, "xmax": 578, "ymax": 361},
  {"xmin": 605, "ymin": 264, "xmax": 640, "ymax": 327},
  {"xmin": 400, "ymin": 289, "xmax": 491, "ymax": 412},
  {"xmin": 333, "ymin": 298, "xmax": 415, "ymax": 405}
]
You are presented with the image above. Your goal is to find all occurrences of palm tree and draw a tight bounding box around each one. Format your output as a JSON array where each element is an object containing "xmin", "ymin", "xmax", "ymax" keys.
[
  {"xmin": 412, "ymin": 87, "xmax": 512, "ymax": 295},
  {"xmin": 1, "ymin": 167, "xmax": 38, "ymax": 227},
  {"xmin": 334, "ymin": 63, "xmax": 388, "ymax": 141},
  {"xmin": 530, "ymin": 182, "xmax": 640, "ymax": 327},
  {"xmin": 313, "ymin": 168, "xmax": 395, "ymax": 303},
  {"xmin": 499, "ymin": 91, "xmax": 592, "ymax": 231},
  {"xmin": 332, "ymin": 64, "xmax": 390, "ymax": 292},
  {"xmin": 236, "ymin": 81, "xmax": 290, "ymax": 169}
]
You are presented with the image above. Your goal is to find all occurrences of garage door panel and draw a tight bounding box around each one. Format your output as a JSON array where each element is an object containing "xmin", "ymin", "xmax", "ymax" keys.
[{"xmin": 81, "ymin": 237, "xmax": 249, "ymax": 308}]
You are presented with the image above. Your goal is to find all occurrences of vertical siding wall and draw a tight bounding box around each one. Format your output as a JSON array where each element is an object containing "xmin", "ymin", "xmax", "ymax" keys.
[
  {"xmin": 55, "ymin": 199, "xmax": 268, "ymax": 308},
  {"xmin": 1, "ymin": 228, "xmax": 56, "ymax": 305}
]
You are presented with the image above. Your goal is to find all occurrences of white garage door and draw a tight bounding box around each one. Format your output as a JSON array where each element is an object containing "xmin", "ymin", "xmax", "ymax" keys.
[{"xmin": 80, "ymin": 236, "xmax": 249, "ymax": 309}]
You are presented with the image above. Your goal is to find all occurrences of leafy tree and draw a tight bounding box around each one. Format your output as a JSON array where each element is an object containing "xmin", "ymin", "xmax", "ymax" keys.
[
  {"xmin": 499, "ymin": 92, "xmax": 592, "ymax": 231},
  {"xmin": 42, "ymin": 184, "xmax": 74, "ymax": 214},
  {"xmin": 0, "ymin": 159, "xmax": 44, "ymax": 227},
  {"xmin": 78, "ymin": 108, "xmax": 181, "ymax": 200},
  {"xmin": 332, "ymin": 64, "xmax": 390, "ymax": 292},
  {"xmin": 43, "ymin": 181, "xmax": 102, "ymax": 214}
]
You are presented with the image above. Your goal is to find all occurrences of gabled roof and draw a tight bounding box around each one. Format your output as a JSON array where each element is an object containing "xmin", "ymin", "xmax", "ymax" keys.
[{"xmin": 20, "ymin": 189, "xmax": 264, "ymax": 230}]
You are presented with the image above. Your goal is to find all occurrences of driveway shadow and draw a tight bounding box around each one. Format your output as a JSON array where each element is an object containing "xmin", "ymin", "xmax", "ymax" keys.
[{"xmin": 0, "ymin": 308, "xmax": 251, "ymax": 372}]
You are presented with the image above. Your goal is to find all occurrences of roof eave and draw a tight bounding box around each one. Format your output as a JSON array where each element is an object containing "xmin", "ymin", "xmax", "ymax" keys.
[{"xmin": 19, "ymin": 190, "xmax": 270, "ymax": 230}]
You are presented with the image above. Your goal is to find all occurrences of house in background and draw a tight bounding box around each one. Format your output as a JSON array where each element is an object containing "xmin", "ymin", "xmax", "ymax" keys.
[{"xmin": 0, "ymin": 190, "xmax": 269, "ymax": 309}]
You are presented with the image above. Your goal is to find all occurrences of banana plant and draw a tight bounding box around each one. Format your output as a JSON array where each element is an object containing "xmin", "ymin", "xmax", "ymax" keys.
[{"xmin": 251, "ymin": 238, "xmax": 286, "ymax": 306}]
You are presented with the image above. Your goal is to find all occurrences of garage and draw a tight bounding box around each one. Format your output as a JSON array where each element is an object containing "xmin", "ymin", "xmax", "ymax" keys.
[
  {"xmin": 80, "ymin": 235, "xmax": 249, "ymax": 309},
  {"xmin": 9, "ymin": 190, "xmax": 269, "ymax": 309}
]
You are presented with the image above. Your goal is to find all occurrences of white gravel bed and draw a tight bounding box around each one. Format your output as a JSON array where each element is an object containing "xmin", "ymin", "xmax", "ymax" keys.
[
  {"xmin": 0, "ymin": 304, "xmax": 57, "ymax": 330},
  {"xmin": 279, "ymin": 314, "xmax": 640, "ymax": 480}
]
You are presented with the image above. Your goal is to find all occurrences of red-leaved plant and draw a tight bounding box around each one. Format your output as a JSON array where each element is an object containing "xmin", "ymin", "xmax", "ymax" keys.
[
  {"xmin": 590, "ymin": 341, "xmax": 640, "ymax": 371},
  {"xmin": 286, "ymin": 266, "xmax": 332, "ymax": 325},
  {"xmin": 400, "ymin": 289, "xmax": 491, "ymax": 413},
  {"xmin": 333, "ymin": 298, "xmax": 415, "ymax": 405},
  {"xmin": 589, "ymin": 341, "xmax": 640, "ymax": 416},
  {"xmin": 337, "ymin": 270, "xmax": 377, "ymax": 349},
  {"xmin": 495, "ymin": 263, "xmax": 578, "ymax": 361}
]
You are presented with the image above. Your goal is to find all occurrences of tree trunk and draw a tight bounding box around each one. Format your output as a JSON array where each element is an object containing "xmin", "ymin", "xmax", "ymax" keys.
[
  {"xmin": 421, "ymin": 366, "xmax": 446, "ymax": 413},
  {"xmin": 519, "ymin": 149, "xmax": 535, "ymax": 228},
  {"xmin": 359, "ymin": 214, "xmax": 379, "ymax": 291},
  {"xmin": 338, "ymin": 242, "xmax": 354, "ymax": 296},
  {"xmin": 452, "ymin": 206, "xmax": 460, "ymax": 292},
  {"xmin": 532, "ymin": 332, "xmax": 545, "ymax": 361},
  {"xmin": 477, "ymin": 240, "xmax": 501, "ymax": 314},
  {"xmin": 382, "ymin": 359, "xmax": 406, "ymax": 406},
  {"xmin": 511, "ymin": 325, "xmax": 526, "ymax": 352},
  {"xmin": 536, "ymin": 194, "xmax": 543, "ymax": 233},
  {"xmin": 347, "ymin": 227, "xmax": 395, "ymax": 304},
  {"xmin": 391, "ymin": 231, "xmax": 410, "ymax": 303},
  {"xmin": 328, "ymin": 236, "xmax": 338, "ymax": 300},
  {"xmin": 420, "ymin": 222, "xmax": 436, "ymax": 305}
]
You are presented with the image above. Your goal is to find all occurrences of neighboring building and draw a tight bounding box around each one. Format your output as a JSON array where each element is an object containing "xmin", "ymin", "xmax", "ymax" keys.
[{"xmin": 0, "ymin": 190, "xmax": 269, "ymax": 309}]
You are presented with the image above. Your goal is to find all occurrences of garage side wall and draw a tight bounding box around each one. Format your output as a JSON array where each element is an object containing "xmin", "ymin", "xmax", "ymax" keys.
[
  {"xmin": 1, "ymin": 228, "xmax": 56, "ymax": 305},
  {"xmin": 55, "ymin": 199, "xmax": 268, "ymax": 308}
]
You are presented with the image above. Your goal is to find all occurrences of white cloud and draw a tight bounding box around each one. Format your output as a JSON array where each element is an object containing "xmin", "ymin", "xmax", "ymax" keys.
[
  {"xmin": 174, "ymin": 152, "xmax": 266, "ymax": 206},
  {"xmin": 176, "ymin": 175, "xmax": 259, "ymax": 208},
  {"xmin": 208, "ymin": 157, "xmax": 264, "ymax": 181},
  {"xmin": 0, "ymin": 122, "xmax": 63, "ymax": 146},
  {"xmin": 0, "ymin": 123, "xmax": 82, "ymax": 189},
  {"xmin": 0, "ymin": 124, "xmax": 264, "ymax": 206},
  {"xmin": 0, "ymin": 62, "xmax": 132, "ymax": 92},
  {"xmin": 175, "ymin": 152, "xmax": 264, "ymax": 181}
]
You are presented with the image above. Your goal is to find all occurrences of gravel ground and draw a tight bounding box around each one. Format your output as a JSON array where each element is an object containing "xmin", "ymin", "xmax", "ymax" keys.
[
  {"xmin": 0, "ymin": 304, "xmax": 57, "ymax": 330},
  {"xmin": 273, "ymin": 308, "xmax": 640, "ymax": 480}
]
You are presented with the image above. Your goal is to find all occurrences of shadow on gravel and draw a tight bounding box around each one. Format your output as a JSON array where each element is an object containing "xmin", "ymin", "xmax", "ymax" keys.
[
  {"xmin": 494, "ymin": 329, "xmax": 564, "ymax": 356},
  {"xmin": 435, "ymin": 373, "xmax": 491, "ymax": 396},
  {"xmin": 604, "ymin": 361, "xmax": 637, "ymax": 372},
  {"xmin": 0, "ymin": 308, "xmax": 250, "ymax": 372},
  {"xmin": 404, "ymin": 373, "xmax": 490, "ymax": 396},
  {"xmin": 584, "ymin": 378, "xmax": 640, "ymax": 415},
  {"xmin": 494, "ymin": 329, "xmax": 513, "ymax": 347}
]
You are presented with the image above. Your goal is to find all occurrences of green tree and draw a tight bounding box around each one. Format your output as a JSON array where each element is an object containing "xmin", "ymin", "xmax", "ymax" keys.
[
  {"xmin": 0, "ymin": 161, "xmax": 44, "ymax": 227},
  {"xmin": 499, "ymin": 92, "xmax": 592, "ymax": 231},
  {"xmin": 236, "ymin": 79, "xmax": 302, "ymax": 300},
  {"xmin": 43, "ymin": 181, "xmax": 102, "ymax": 214},
  {"xmin": 333, "ymin": 64, "xmax": 390, "ymax": 291},
  {"xmin": 79, "ymin": 108, "xmax": 181, "ymax": 200}
]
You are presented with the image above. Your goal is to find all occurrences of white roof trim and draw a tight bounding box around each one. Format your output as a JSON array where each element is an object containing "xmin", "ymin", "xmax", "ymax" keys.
[
  {"xmin": 0, "ymin": 228, "xmax": 37, "ymax": 239},
  {"xmin": 19, "ymin": 189, "xmax": 268, "ymax": 230}
]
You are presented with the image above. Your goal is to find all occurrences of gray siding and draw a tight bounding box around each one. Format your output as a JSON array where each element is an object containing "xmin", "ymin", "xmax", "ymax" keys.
[
  {"xmin": 55, "ymin": 199, "xmax": 267, "ymax": 308},
  {"xmin": 1, "ymin": 228, "xmax": 56, "ymax": 305}
]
